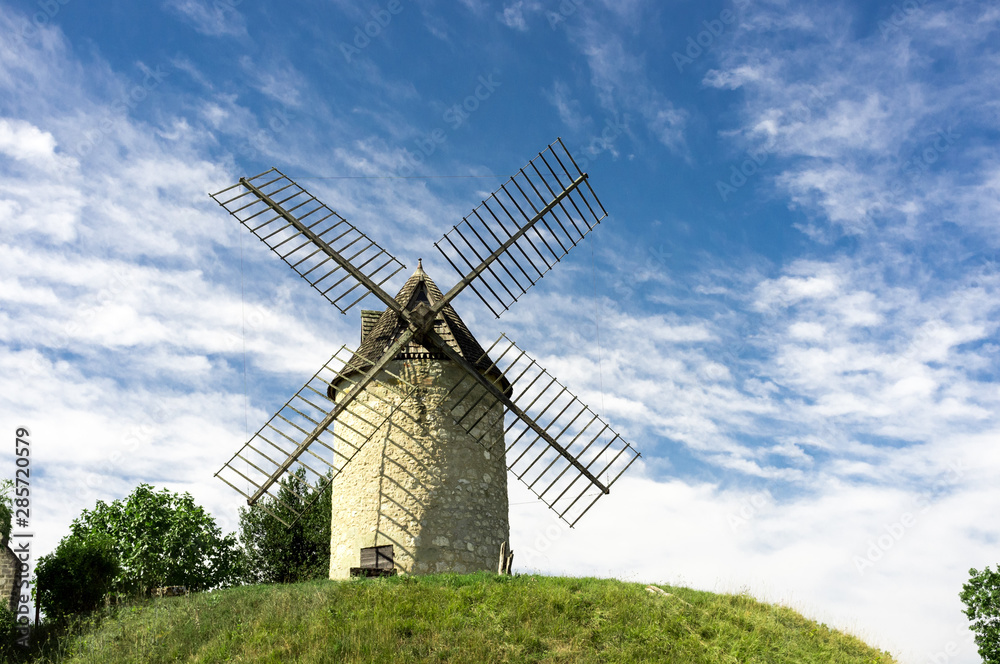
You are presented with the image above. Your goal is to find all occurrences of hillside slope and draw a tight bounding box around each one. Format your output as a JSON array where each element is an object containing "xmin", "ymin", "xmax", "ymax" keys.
[{"xmin": 30, "ymin": 573, "xmax": 896, "ymax": 663}]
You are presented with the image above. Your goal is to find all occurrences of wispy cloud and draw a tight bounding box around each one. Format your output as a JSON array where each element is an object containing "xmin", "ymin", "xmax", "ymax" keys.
[
  {"xmin": 163, "ymin": 0, "xmax": 247, "ymax": 37},
  {"xmin": 238, "ymin": 56, "xmax": 309, "ymax": 108},
  {"xmin": 0, "ymin": 6, "xmax": 351, "ymax": 555},
  {"xmin": 705, "ymin": 0, "xmax": 999, "ymax": 240},
  {"xmin": 497, "ymin": 1, "xmax": 538, "ymax": 31},
  {"xmin": 498, "ymin": 238, "xmax": 1000, "ymax": 659},
  {"xmin": 2, "ymin": 1, "xmax": 998, "ymax": 659},
  {"xmin": 543, "ymin": 80, "xmax": 588, "ymax": 131},
  {"xmin": 567, "ymin": 11, "xmax": 689, "ymax": 156}
]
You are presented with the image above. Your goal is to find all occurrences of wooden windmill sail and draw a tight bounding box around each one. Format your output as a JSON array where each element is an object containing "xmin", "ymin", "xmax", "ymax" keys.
[{"xmin": 211, "ymin": 138, "xmax": 640, "ymax": 575}]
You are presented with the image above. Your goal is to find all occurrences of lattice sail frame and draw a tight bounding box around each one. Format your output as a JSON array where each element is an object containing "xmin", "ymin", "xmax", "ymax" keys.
[
  {"xmin": 211, "ymin": 169, "xmax": 407, "ymax": 314},
  {"xmin": 215, "ymin": 346, "xmax": 416, "ymax": 526},
  {"xmin": 443, "ymin": 334, "xmax": 640, "ymax": 527},
  {"xmin": 435, "ymin": 138, "xmax": 607, "ymax": 318},
  {"xmin": 211, "ymin": 137, "xmax": 641, "ymax": 530}
]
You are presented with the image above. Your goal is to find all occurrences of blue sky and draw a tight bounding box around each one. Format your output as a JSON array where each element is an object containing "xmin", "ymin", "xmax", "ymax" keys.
[{"xmin": 1, "ymin": 0, "xmax": 998, "ymax": 659}]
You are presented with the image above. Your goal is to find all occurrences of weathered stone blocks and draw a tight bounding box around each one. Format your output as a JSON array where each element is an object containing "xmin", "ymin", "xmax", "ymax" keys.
[
  {"xmin": 0, "ymin": 534, "xmax": 23, "ymax": 612},
  {"xmin": 329, "ymin": 359, "xmax": 509, "ymax": 579}
]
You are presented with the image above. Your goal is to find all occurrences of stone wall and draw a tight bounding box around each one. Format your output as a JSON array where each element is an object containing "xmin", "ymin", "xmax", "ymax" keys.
[
  {"xmin": 0, "ymin": 536, "xmax": 23, "ymax": 612},
  {"xmin": 329, "ymin": 358, "xmax": 509, "ymax": 578}
]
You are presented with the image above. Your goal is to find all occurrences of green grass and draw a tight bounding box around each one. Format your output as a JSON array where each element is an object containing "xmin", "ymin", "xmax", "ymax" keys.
[{"xmin": 16, "ymin": 573, "xmax": 897, "ymax": 663}]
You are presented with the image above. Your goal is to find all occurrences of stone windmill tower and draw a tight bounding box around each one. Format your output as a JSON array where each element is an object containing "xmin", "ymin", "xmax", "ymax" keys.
[
  {"xmin": 211, "ymin": 139, "xmax": 640, "ymax": 577},
  {"xmin": 327, "ymin": 262, "xmax": 510, "ymax": 577}
]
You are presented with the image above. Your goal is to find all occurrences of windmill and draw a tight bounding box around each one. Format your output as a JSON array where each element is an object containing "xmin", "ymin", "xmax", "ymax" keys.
[{"xmin": 211, "ymin": 138, "xmax": 640, "ymax": 577}]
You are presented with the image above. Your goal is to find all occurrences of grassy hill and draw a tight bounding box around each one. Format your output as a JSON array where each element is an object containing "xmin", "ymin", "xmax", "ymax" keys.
[{"xmin": 20, "ymin": 573, "xmax": 896, "ymax": 663}]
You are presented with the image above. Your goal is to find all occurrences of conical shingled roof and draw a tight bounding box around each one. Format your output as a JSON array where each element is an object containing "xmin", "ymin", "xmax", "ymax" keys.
[{"xmin": 343, "ymin": 262, "xmax": 507, "ymax": 387}]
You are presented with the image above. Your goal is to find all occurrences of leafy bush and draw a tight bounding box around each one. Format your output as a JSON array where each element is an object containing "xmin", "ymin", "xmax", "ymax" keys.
[
  {"xmin": 34, "ymin": 536, "xmax": 119, "ymax": 623},
  {"xmin": 237, "ymin": 469, "xmax": 331, "ymax": 584},
  {"xmin": 0, "ymin": 478, "xmax": 13, "ymax": 546},
  {"xmin": 0, "ymin": 604, "xmax": 21, "ymax": 658},
  {"xmin": 68, "ymin": 484, "xmax": 241, "ymax": 598},
  {"xmin": 960, "ymin": 565, "xmax": 1000, "ymax": 663}
]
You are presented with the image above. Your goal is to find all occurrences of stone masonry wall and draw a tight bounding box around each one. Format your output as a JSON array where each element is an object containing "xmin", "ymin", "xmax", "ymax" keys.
[
  {"xmin": 329, "ymin": 358, "xmax": 509, "ymax": 578},
  {"xmin": 0, "ymin": 537, "xmax": 23, "ymax": 612}
]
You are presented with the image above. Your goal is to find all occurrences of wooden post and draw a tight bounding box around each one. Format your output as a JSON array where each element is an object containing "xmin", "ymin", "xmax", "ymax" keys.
[
  {"xmin": 498, "ymin": 541, "xmax": 508, "ymax": 574},
  {"xmin": 504, "ymin": 550, "xmax": 514, "ymax": 575}
]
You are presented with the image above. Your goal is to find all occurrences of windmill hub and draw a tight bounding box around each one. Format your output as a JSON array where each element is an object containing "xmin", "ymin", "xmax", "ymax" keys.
[{"xmin": 408, "ymin": 300, "xmax": 436, "ymax": 335}]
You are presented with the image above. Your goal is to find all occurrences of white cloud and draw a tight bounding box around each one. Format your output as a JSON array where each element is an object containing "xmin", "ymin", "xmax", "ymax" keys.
[
  {"xmin": 703, "ymin": 65, "xmax": 764, "ymax": 90},
  {"xmin": 163, "ymin": 0, "xmax": 248, "ymax": 37},
  {"xmin": 0, "ymin": 118, "xmax": 64, "ymax": 166},
  {"xmin": 544, "ymin": 80, "xmax": 588, "ymax": 131},
  {"xmin": 512, "ymin": 467, "xmax": 992, "ymax": 662},
  {"xmin": 567, "ymin": 15, "xmax": 688, "ymax": 156},
  {"xmin": 1, "ymin": 3, "xmax": 997, "ymax": 661},
  {"xmin": 709, "ymin": 0, "xmax": 1000, "ymax": 239},
  {"xmin": 239, "ymin": 56, "xmax": 309, "ymax": 108},
  {"xmin": 498, "ymin": 1, "xmax": 536, "ymax": 31},
  {"xmin": 0, "ymin": 4, "xmax": 365, "ymax": 558}
]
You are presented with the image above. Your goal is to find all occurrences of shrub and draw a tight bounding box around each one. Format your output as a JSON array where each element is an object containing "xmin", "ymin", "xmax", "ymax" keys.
[
  {"xmin": 0, "ymin": 479, "xmax": 12, "ymax": 546},
  {"xmin": 0, "ymin": 604, "xmax": 22, "ymax": 659},
  {"xmin": 960, "ymin": 565, "xmax": 1000, "ymax": 663},
  {"xmin": 68, "ymin": 484, "xmax": 241, "ymax": 598},
  {"xmin": 34, "ymin": 536, "xmax": 119, "ymax": 623},
  {"xmin": 237, "ymin": 469, "xmax": 331, "ymax": 584}
]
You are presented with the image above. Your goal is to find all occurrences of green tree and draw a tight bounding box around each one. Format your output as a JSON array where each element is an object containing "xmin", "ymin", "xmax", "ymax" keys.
[
  {"xmin": 0, "ymin": 479, "xmax": 12, "ymax": 545},
  {"xmin": 69, "ymin": 484, "xmax": 240, "ymax": 598},
  {"xmin": 0, "ymin": 604, "xmax": 21, "ymax": 659},
  {"xmin": 237, "ymin": 469, "xmax": 331, "ymax": 584},
  {"xmin": 34, "ymin": 536, "xmax": 119, "ymax": 623},
  {"xmin": 960, "ymin": 565, "xmax": 1000, "ymax": 663}
]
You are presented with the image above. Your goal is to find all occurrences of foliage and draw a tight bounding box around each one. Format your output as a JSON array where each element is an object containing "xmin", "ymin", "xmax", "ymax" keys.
[
  {"xmin": 960, "ymin": 565, "xmax": 1000, "ymax": 663},
  {"xmin": 23, "ymin": 574, "xmax": 897, "ymax": 663},
  {"xmin": 0, "ymin": 478, "xmax": 13, "ymax": 545},
  {"xmin": 0, "ymin": 603, "xmax": 22, "ymax": 659},
  {"xmin": 34, "ymin": 536, "xmax": 119, "ymax": 624},
  {"xmin": 68, "ymin": 484, "xmax": 241, "ymax": 598},
  {"xmin": 237, "ymin": 468, "xmax": 331, "ymax": 584}
]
